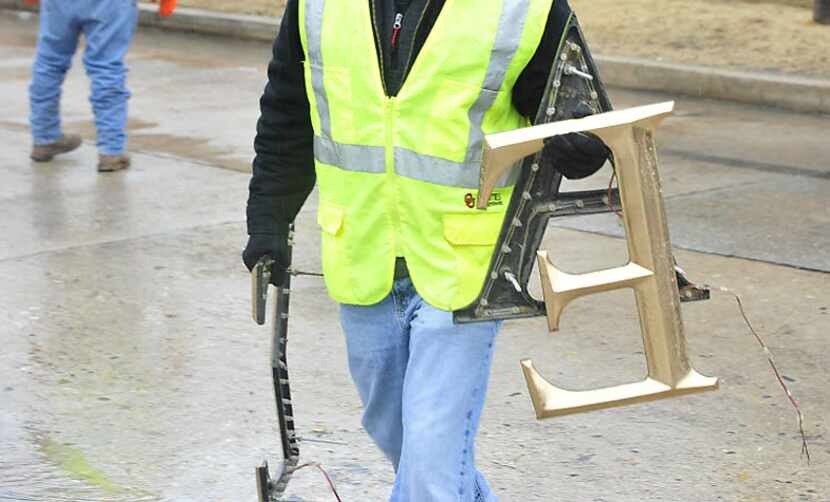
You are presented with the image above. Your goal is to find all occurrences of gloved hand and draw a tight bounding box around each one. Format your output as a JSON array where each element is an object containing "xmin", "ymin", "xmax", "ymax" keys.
[
  {"xmin": 242, "ymin": 233, "xmax": 289, "ymax": 286},
  {"xmin": 541, "ymin": 103, "xmax": 611, "ymax": 180}
]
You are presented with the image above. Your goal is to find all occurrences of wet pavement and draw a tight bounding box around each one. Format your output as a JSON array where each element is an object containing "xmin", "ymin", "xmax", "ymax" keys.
[{"xmin": 1, "ymin": 10, "xmax": 828, "ymax": 502}]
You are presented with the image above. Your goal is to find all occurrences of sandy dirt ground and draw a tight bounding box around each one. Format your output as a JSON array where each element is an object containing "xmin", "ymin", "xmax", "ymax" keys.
[
  {"xmin": 571, "ymin": 0, "xmax": 829, "ymax": 77},
  {"xmin": 179, "ymin": 0, "xmax": 830, "ymax": 77}
]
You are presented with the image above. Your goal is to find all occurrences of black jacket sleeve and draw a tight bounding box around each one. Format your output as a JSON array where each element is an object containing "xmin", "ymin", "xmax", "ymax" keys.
[
  {"xmin": 512, "ymin": 0, "xmax": 574, "ymax": 118},
  {"xmin": 513, "ymin": 0, "xmax": 610, "ymax": 180},
  {"xmin": 246, "ymin": 0, "xmax": 315, "ymax": 235}
]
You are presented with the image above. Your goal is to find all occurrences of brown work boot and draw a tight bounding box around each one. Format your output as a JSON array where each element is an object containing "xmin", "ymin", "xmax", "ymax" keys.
[
  {"xmin": 30, "ymin": 134, "xmax": 82, "ymax": 162},
  {"xmin": 97, "ymin": 154, "xmax": 131, "ymax": 172}
]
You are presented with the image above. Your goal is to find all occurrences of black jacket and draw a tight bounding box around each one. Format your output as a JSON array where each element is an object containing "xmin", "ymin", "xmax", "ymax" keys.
[{"xmin": 247, "ymin": 0, "xmax": 576, "ymax": 235}]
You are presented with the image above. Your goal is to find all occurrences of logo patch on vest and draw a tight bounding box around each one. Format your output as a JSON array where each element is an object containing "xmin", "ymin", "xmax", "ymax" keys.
[
  {"xmin": 464, "ymin": 193, "xmax": 476, "ymax": 208},
  {"xmin": 464, "ymin": 192, "xmax": 504, "ymax": 209}
]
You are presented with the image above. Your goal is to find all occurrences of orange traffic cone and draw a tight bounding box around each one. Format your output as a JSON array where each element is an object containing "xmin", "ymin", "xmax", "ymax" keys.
[{"xmin": 159, "ymin": 0, "xmax": 176, "ymax": 17}]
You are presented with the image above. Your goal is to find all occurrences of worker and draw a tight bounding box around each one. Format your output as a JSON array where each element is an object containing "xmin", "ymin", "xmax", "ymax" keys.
[
  {"xmin": 244, "ymin": 1, "xmax": 610, "ymax": 500},
  {"xmin": 28, "ymin": 0, "xmax": 139, "ymax": 171}
]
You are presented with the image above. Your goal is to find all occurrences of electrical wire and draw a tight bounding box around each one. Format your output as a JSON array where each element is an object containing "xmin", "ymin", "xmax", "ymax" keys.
[
  {"xmin": 606, "ymin": 168, "xmax": 622, "ymax": 218},
  {"xmin": 705, "ymin": 285, "xmax": 811, "ymax": 464},
  {"xmin": 605, "ymin": 171, "xmax": 811, "ymax": 464},
  {"xmin": 288, "ymin": 463, "xmax": 343, "ymax": 502}
]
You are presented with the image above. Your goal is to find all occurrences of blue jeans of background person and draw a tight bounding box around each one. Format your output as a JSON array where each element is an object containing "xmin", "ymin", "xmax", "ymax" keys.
[
  {"xmin": 29, "ymin": 0, "xmax": 137, "ymax": 155},
  {"xmin": 341, "ymin": 278, "xmax": 500, "ymax": 502}
]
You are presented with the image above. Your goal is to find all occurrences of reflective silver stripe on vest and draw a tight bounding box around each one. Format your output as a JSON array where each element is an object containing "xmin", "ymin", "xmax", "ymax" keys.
[
  {"xmin": 304, "ymin": 1, "xmax": 332, "ymax": 138},
  {"xmin": 314, "ymin": 136, "xmax": 386, "ymax": 174},
  {"xmin": 464, "ymin": 0, "xmax": 530, "ymax": 166},
  {"xmin": 395, "ymin": 147, "xmax": 516, "ymax": 188},
  {"xmin": 306, "ymin": 2, "xmax": 383, "ymax": 175},
  {"xmin": 307, "ymin": 0, "xmax": 529, "ymax": 188},
  {"xmin": 395, "ymin": 1, "xmax": 530, "ymax": 188}
]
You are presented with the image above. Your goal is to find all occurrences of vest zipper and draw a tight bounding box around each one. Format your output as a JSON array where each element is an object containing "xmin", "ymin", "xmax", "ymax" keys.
[
  {"xmin": 390, "ymin": 12, "xmax": 404, "ymax": 84},
  {"xmin": 398, "ymin": 0, "xmax": 431, "ymax": 90},
  {"xmin": 370, "ymin": 0, "xmax": 389, "ymax": 96}
]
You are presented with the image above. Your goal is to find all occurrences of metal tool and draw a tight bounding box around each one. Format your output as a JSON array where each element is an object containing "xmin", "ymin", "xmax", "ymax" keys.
[
  {"xmin": 252, "ymin": 256, "xmax": 274, "ymax": 326},
  {"xmin": 252, "ymin": 230, "xmax": 300, "ymax": 502}
]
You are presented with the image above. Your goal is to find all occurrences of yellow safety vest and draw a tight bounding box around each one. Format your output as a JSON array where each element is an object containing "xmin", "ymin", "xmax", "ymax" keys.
[{"xmin": 300, "ymin": 0, "xmax": 554, "ymax": 311}]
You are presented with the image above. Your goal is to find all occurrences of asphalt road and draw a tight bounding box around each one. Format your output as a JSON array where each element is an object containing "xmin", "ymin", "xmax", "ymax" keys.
[{"xmin": 1, "ymin": 11, "xmax": 828, "ymax": 502}]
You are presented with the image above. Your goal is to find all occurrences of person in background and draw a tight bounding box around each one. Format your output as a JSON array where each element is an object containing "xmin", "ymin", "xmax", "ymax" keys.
[{"xmin": 28, "ymin": 1, "xmax": 138, "ymax": 171}]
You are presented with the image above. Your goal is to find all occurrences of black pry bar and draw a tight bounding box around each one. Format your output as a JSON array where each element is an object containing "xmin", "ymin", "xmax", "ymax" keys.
[{"xmin": 254, "ymin": 226, "xmax": 300, "ymax": 502}]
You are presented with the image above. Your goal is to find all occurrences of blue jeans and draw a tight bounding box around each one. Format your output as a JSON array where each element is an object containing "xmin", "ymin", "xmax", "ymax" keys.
[
  {"xmin": 341, "ymin": 278, "xmax": 500, "ymax": 502},
  {"xmin": 29, "ymin": 0, "xmax": 137, "ymax": 155}
]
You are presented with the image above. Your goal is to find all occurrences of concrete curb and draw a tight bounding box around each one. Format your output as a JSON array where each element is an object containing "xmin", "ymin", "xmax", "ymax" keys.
[
  {"xmin": 3, "ymin": 1, "xmax": 828, "ymax": 114},
  {"xmin": 596, "ymin": 56, "xmax": 830, "ymax": 115},
  {"xmin": 135, "ymin": 4, "xmax": 277, "ymax": 41}
]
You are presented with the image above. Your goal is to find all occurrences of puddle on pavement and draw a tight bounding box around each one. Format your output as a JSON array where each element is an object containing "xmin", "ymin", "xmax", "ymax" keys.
[
  {"xmin": 130, "ymin": 49, "xmax": 259, "ymax": 70},
  {"xmin": 0, "ymin": 422, "xmax": 159, "ymax": 501},
  {"xmin": 128, "ymin": 132, "xmax": 251, "ymax": 172},
  {"xmin": 0, "ymin": 118, "xmax": 251, "ymax": 172},
  {"xmin": 37, "ymin": 436, "xmax": 135, "ymax": 496}
]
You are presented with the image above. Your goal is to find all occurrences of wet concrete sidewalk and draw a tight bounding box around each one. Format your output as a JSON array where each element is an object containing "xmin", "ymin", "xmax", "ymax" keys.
[{"xmin": 1, "ymin": 11, "xmax": 828, "ymax": 502}]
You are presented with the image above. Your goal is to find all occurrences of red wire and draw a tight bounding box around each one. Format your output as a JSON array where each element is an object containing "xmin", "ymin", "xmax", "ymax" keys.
[
  {"xmin": 713, "ymin": 288, "xmax": 812, "ymax": 463},
  {"xmin": 609, "ymin": 170, "xmax": 809, "ymax": 462},
  {"xmin": 607, "ymin": 170, "xmax": 622, "ymax": 218},
  {"xmin": 289, "ymin": 463, "xmax": 344, "ymax": 502}
]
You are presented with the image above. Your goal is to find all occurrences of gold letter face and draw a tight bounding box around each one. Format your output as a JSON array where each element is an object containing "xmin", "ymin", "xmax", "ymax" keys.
[{"xmin": 480, "ymin": 102, "xmax": 718, "ymax": 418}]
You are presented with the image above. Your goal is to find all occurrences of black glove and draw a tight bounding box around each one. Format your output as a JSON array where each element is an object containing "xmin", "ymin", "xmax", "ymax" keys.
[
  {"xmin": 242, "ymin": 233, "xmax": 289, "ymax": 286},
  {"xmin": 541, "ymin": 103, "xmax": 611, "ymax": 180}
]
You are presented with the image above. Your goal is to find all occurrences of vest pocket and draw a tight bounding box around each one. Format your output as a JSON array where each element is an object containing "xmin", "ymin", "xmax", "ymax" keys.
[
  {"xmin": 442, "ymin": 212, "xmax": 504, "ymax": 306},
  {"xmin": 317, "ymin": 203, "xmax": 348, "ymax": 294},
  {"xmin": 443, "ymin": 213, "xmax": 503, "ymax": 246},
  {"xmin": 317, "ymin": 203, "xmax": 344, "ymax": 236}
]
